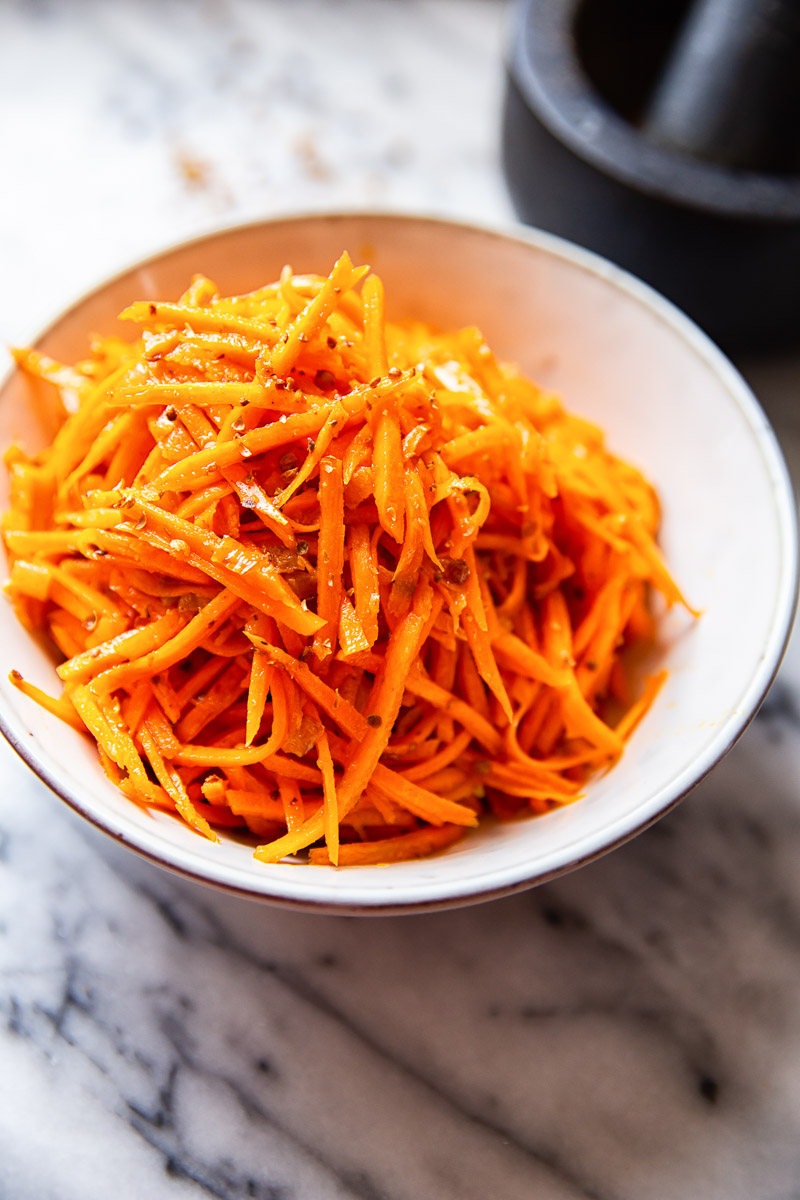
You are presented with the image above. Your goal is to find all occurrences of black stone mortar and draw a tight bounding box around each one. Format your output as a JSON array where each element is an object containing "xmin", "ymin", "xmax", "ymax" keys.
[{"xmin": 503, "ymin": 0, "xmax": 800, "ymax": 352}]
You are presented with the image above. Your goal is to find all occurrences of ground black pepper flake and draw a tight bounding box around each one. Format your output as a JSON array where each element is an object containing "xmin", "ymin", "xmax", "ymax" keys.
[{"xmin": 366, "ymin": 714, "xmax": 382, "ymax": 728}]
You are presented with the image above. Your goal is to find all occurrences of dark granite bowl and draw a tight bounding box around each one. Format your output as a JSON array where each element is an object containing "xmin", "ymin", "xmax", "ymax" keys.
[{"xmin": 503, "ymin": 0, "xmax": 800, "ymax": 352}]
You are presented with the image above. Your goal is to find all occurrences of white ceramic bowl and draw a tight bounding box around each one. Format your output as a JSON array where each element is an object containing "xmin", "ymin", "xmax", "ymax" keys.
[{"xmin": 0, "ymin": 213, "xmax": 796, "ymax": 914}]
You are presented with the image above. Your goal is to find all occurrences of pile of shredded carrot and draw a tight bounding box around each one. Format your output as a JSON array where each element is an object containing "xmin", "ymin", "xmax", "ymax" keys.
[{"xmin": 3, "ymin": 252, "xmax": 691, "ymax": 866}]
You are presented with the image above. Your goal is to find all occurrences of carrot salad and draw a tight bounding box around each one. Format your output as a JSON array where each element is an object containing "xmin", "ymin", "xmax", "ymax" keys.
[{"xmin": 3, "ymin": 253, "xmax": 690, "ymax": 866}]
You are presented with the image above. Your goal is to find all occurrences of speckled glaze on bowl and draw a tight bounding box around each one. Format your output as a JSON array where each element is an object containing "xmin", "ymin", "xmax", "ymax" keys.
[{"xmin": 0, "ymin": 213, "xmax": 795, "ymax": 914}]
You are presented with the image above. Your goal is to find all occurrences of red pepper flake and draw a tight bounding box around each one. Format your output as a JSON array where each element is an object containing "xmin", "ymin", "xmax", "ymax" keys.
[{"xmin": 440, "ymin": 556, "xmax": 470, "ymax": 587}]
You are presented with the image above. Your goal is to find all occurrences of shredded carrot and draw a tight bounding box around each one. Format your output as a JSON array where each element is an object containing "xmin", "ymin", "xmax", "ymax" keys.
[{"xmin": 4, "ymin": 255, "xmax": 692, "ymax": 865}]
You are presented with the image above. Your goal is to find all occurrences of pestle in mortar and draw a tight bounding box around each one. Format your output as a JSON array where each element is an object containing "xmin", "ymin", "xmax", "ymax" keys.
[
  {"xmin": 502, "ymin": 0, "xmax": 800, "ymax": 351},
  {"xmin": 643, "ymin": 0, "xmax": 800, "ymax": 172}
]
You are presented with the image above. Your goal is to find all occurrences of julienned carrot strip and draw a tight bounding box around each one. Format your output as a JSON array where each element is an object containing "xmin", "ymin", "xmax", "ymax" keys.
[
  {"xmin": 176, "ymin": 540, "xmax": 324, "ymax": 636},
  {"xmin": 175, "ymin": 659, "xmax": 247, "ymax": 742},
  {"xmin": 271, "ymin": 401, "xmax": 348, "ymax": 509},
  {"xmin": 5, "ymin": 254, "xmax": 690, "ymax": 867},
  {"xmin": 309, "ymin": 824, "xmax": 466, "ymax": 866},
  {"xmin": 392, "ymin": 469, "xmax": 424, "ymax": 603},
  {"xmin": 369, "ymin": 765, "xmax": 478, "ymax": 828},
  {"xmin": 9, "ymin": 559, "xmax": 51, "ymax": 601},
  {"xmin": 119, "ymin": 301, "xmax": 281, "ymax": 343},
  {"xmin": 67, "ymin": 684, "xmax": 157, "ymax": 802},
  {"xmin": 138, "ymin": 722, "xmax": 216, "ymax": 841},
  {"xmin": 89, "ymin": 591, "xmax": 239, "ymax": 695},
  {"xmin": 10, "ymin": 347, "xmax": 89, "ymax": 396},
  {"xmin": 246, "ymin": 649, "xmax": 272, "ymax": 746},
  {"xmin": 373, "ymin": 395, "xmax": 405, "ymax": 544},
  {"xmin": 56, "ymin": 611, "xmax": 185, "ymax": 683},
  {"xmin": 351, "ymin": 650, "xmax": 504, "ymax": 755},
  {"xmin": 278, "ymin": 775, "xmax": 304, "ymax": 833},
  {"xmin": 4, "ymin": 530, "xmax": 87, "ymax": 557},
  {"xmin": 226, "ymin": 470, "xmax": 294, "ymax": 545},
  {"xmin": 408, "ymin": 465, "xmax": 441, "ymax": 568},
  {"xmin": 316, "ymin": 729, "xmax": 339, "ymax": 866},
  {"xmin": 246, "ymin": 637, "xmax": 476, "ymax": 829},
  {"xmin": 461, "ymin": 609, "xmax": 513, "ymax": 723},
  {"xmin": 338, "ymin": 595, "xmax": 370, "ymax": 657},
  {"xmin": 313, "ymin": 456, "xmax": 344, "ymax": 662},
  {"xmin": 267, "ymin": 252, "xmax": 369, "ymax": 375},
  {"xmin": 8, "ymin": 670, "xmax": 85, "ymax": 731},
  {"xmin": 261, "ymin": 668, "xmax": 289, "ymax": 757},
  {"xmin": 174, "ymin": 745, "xmax": 320, "ymax": 781},
  {"xmin": 64, "ymin": 411, "xmax": 138, "ymax": 488},
  {"xmin": 254, "ymin": 579, "xmax": 434, "ymax": 862},
  {"xmin": 492, "ymin": 633, "xmax": 570, "ymax": 689},
  {"xmin": 361, "ymin": 274, "xmax": 388, "ymax": 377},
  {"xmin": 143, "ymin": 703, "xmax": 180, "ymax": 757},
  {"xmin": 130, "ymin": 499, "xmax": 300, "ymax": 611},
  {"xmin": 399, "ymin": 727, "xmax": 473, "ymax": 783},
  {"xmin": 348, "ymin": 523, "xmax": 380, "ymax": 646},
  {"xmin": 150, "ymin": 407, "xmax": 338, "ymax": 493},
  {"xmin": 113, "ymin": 381, "xmax": 269, "ymax": 407}
]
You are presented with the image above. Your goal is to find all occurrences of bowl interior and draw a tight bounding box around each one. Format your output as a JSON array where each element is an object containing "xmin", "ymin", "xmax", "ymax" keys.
[{"xmin": 0, "ymin": 214, "xmax": 795, "ymax": 912}]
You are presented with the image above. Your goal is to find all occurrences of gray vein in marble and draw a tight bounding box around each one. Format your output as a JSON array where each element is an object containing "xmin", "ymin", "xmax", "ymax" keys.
[{"xmin": 132, "ymin": 879, "xmax": 614, "ymax": 1200}]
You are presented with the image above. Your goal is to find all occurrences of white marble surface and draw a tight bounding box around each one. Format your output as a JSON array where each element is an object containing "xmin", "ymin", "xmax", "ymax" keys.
[{"xmin": 2, "ymin": 2, "xmax": 800, "ymax": 1198}]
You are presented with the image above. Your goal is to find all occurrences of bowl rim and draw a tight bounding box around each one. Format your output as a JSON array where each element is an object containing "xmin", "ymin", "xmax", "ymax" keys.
[{"xmin": 0, "ymin": 208, "xmax": 797, "ymax": 915}]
